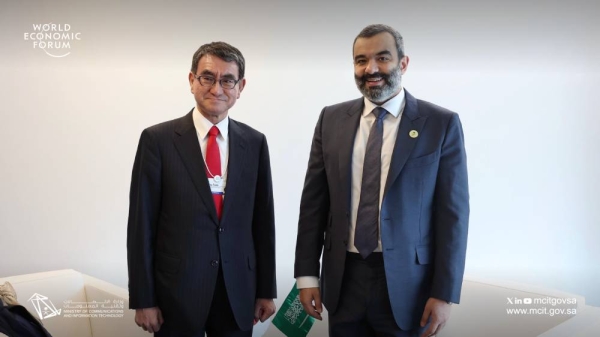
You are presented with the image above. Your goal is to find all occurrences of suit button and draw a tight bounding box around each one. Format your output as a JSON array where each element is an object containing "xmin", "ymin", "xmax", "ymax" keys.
[
  {"xmin": 218, "ymin": 227, "xmax": 224, "ymax": 233},
  {"xmin": 211, "ymin": 260, "xmax": 219, "ymax": 267},
  {"xmin": 343, "ymin": 240, "xmax": 348, "ymax": 245}
]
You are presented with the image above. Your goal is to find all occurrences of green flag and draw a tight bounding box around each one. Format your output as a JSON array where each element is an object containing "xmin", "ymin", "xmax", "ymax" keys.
[{"xmin": 272, "ymin": 283, "xmax": 316, "ymax": 337}]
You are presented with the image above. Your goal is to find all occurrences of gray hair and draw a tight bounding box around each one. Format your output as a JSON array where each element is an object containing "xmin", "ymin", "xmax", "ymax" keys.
[
  {"xmin": 191, "ymin": 41, "xmax": 245, "ymax": 80},
  {"xmin": 353, "ymin": 24, "xmax": 405, "ymax": 58}
]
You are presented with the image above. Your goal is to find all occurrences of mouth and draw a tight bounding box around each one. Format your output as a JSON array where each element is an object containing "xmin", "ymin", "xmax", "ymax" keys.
[{"xmin": 365, "ymin": 77, "xmax": 384, "ymax": 87}]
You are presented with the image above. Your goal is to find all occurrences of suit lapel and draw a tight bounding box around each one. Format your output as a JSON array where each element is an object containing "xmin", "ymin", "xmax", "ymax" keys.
[
  {"xmin": 338, "ymin": 99, "xmax": 364, "ymax": 216},
  {"xmin": 383, "ymin": 90, "xmax": 427, "ymax": 198},
  {"xmin": 173, "ymin": 110, "xmax": 219, "ymax": 225},
  {"xmin": 220, "ymin": 120, "xmax": 247, "ymax": 225}
]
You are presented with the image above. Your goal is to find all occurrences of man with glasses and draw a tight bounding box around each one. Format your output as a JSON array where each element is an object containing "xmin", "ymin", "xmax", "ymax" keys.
[
  {"xmin": 294, "ymin": 24, "xmax": 469, "ymax": 337},
  {"xmin": 127, "ymin": 41, "xmax": 277, "ymax": 337}
]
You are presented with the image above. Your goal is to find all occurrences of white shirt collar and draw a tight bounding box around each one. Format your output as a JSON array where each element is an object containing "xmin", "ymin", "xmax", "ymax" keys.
[
  {"xmin": 193, "ymin": 107, "xmax": 229, "ymax": 141},
  {"xmin": 363, "ymin": 87, "xmax": 405, "ymax": 118}
]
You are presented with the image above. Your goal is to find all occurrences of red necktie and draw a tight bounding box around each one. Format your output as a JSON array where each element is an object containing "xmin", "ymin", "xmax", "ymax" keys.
[{"xmin": 206, "ymin": 126, "xmax": 223, "ymax": 219}]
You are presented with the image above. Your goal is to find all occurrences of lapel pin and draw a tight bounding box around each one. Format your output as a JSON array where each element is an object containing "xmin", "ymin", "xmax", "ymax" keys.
[{"xmin": 409, "ymin": 130, "xmax": 419, "ymax": 138}]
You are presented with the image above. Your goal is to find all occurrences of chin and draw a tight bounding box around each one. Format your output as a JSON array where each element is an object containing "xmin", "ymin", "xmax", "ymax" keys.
[
  {"xmin": 207, "ymin": 111, "xmax": 227, "ymax": 117},
  {"xmin": 202, "ymin": 103, "xmax": 227, "ymax": 112}
]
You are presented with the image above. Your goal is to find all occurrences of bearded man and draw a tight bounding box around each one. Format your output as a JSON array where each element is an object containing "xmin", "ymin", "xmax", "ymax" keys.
[{"xmin": 293, "ymin": 24, "xmax": 470, "ymax": 337}]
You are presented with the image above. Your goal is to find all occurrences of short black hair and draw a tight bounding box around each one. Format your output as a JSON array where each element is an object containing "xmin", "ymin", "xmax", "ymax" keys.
[
  {"xmin": 191, "ymin": 41, "xmax": 245, "ymax": 79},
  {"xmin": 353, "ymin": 24, "xmax": 405, "ymax": 58}
]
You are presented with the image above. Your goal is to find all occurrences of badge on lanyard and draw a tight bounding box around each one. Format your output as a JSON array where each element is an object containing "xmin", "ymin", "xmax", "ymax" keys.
[{"xmin": 208, "ymin": 175, "xmax": 225, "ymax": 195}]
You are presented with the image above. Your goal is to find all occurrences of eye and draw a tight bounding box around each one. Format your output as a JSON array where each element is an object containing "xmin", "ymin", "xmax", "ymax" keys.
[
  {"xmin": 355, "ymin": 59, "xmax": 366, "ymax": 65},
  {"xmin": 202, "ymin": 76, "xmax": 215, "ymax": 82},
  {"xmin": 223, "ymin": 79, "xmax": 236, "ymax": 85},
  {"xmin": 378, "ymin": 56, "xmax": 391, "ymax": 62}
]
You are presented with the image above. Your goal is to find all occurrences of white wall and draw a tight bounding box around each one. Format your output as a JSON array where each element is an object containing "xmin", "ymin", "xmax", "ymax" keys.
[{"xmin": 1, "ymin": 0, "xmax": 599, "ymax": 334}]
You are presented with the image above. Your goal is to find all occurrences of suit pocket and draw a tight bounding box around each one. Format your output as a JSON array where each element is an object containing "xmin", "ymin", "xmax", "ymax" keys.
[
  {"xmin": 155, "ymin": 251, "xmax": 181, "ymax": 274},
  {"xmin": 248, "ymin": 254, "xmax": 256, "ymax": 271},
  {"xmin": 404, "ymin": 152, "xmax": 438, "ymax": 168},
  {"xmin": 415, "ymin": 245, "xmax": 433, "ymax": 265}
]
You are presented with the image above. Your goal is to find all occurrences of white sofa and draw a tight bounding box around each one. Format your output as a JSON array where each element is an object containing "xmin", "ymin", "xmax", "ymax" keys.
[
  {"xmin": 264, "ymin": 277, "xmax": 600, "ymax": 337},
  {"xmin": 0, "ymin": 269, "xmax": 147, "ymax": 337},
  {"xmin": 2, "ymin": 270, "xmax": 598, "ymax": 337},
  {"xmin": 437, "ymin": 277, "xmax": 599, "ymax": 337}
]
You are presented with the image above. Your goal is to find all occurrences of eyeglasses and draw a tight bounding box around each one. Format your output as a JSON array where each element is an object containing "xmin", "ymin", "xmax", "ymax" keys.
[{"xmin": 194, "ymin": 75, "xmax": 240, "ymax": 89}]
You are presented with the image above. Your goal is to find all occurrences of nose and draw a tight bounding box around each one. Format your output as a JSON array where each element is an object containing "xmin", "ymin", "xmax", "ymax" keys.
[
  {"xmin": 209, "ymin": 81, "xmax": 223, "ymax": 95},
  {"xmin": 365, "ymin": 59, "xmax": 379, "ymax": 74}
]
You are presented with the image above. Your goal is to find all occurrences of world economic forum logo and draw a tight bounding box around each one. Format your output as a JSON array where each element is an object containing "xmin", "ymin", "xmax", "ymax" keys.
[{"xmin": 23, "ymin": 23, "xmax": 82, "ymax": 58}]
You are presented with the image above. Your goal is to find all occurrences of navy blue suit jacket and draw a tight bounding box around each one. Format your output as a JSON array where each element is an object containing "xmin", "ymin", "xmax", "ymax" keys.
[
  {"xmin": 294, "ymin": 90, "xmax": 469, "ymax": 330},
  {"xmin": 127, "ymin": 110, "xmax": 276, "ymax": 334}
]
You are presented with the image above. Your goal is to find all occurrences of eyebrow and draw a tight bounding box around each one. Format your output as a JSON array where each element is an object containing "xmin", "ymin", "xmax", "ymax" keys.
[
  {"xmin": 220, "ymin": 74, "xmax": 236, "ymax": 80},
  {"xmin": 200, "ymin": 70, "xmax": 215, "ymax": 76},
  {"xmin": 199, "ymin": 70, "xmax": 236, "ymax": 79},
  {"xmin": 354, "ymin": 50, "xmax": 393, "ymax": 61}
]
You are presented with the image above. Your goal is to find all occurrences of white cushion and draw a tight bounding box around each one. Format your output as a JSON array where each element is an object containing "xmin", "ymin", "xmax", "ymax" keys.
[
  {"xmin": 438, "ymin": 278, "xmax": 582, "ymax": 337},
  {"xmin": 0, "ymin": 269, "xmax": 148, "ymax": 337},
  {"xmin": 0, "ymin": 269, "xmax": 92, "ymax": 337},
  {"xmin": 82, "ymin": 274, "xmax": 147, "ymax": 337}
]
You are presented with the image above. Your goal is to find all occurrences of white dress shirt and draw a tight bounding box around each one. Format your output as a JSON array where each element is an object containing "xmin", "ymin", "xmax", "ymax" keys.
[
  {"xmin": 297, "ymin": 89, "xmax": 406, "ymax": 289},
  {"xmin": 192, "ymin": 107, "xmax": 230, "ymax": 196}
]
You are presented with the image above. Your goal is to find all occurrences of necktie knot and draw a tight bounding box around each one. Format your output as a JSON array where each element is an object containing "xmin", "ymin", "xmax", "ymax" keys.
[
  {"xmin": 373, "ymin": 107, "xmax": 387, "ymax": 121},
  {"xmin": 209, "ymin": 126, "xmax": 220, "ymax": 137}
]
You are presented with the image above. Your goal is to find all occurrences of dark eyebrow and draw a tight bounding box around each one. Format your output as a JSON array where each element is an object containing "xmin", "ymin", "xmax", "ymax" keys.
[
  {"xmin": 354, "ymin": 50, "xmax": 393, "ymax": 61},
  {"xmin": 200, "ymin": 70, "xmax": 215, "ymax": 77},
  {"xmin": 199, "ymin": 70, "xmax": 236, "ymax": 80},
  {"xmin": 376, "ymin": 50, "xmax": 393, "ymax": 57}
]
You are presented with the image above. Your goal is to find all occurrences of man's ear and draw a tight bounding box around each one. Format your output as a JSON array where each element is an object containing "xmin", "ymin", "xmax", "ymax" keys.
[
  {"xmin": 237, "ymin": 78, "xmax": 246, "ymax": 98},
  {"xmin": 400, "ymin": 56, "xmax": 410, "ymax": 74},
  {"xmin": 188, "ymin": 72, "xmax": 195, "ymax": 92}
]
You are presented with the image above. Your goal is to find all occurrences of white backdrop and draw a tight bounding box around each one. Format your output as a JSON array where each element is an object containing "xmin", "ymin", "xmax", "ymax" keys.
[{"xmin": 1, "ymin": 0, "xmax": 599, "ymax": 335}]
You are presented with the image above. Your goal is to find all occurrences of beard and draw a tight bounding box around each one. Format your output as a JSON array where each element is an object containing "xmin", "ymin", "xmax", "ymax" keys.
[{"xmin": 354, "ymin": 64, "xmax": 402, "ymax": 104}]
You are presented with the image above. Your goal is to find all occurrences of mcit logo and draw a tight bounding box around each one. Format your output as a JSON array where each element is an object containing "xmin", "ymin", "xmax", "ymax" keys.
[
  {"xmin": 28, "ymin": 293, "xmax": 62, "ymax": 320},
  {"xmin": 24, "ymin": 23, "xmax": 81, "ymax": 58}
]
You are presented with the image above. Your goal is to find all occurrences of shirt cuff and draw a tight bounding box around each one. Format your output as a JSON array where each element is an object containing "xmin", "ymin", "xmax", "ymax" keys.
[{"xmin": 296, "ymin": 276, "xmax": 319, "ymax": 289}]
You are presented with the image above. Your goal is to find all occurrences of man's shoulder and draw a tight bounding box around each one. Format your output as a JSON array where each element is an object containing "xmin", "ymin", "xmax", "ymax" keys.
[
  {"xmin": 323, "ymin": 97, "xmax": 363, "ymax": 114},
  {"xmin": 229, "ymin": 118, "xmax": 265, "ymax": 142},
  {"xmin": 142, "ymin": 113, "xmax": 191, "ymax": 136},
  {"xmin": 415, "ymin": 98, "xmax": 457, "ymax": 118}
]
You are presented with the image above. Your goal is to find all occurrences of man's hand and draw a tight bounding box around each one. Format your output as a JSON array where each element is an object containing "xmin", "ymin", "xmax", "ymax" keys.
[
  {"xmin": 254, "ymin": 298, "xmax": 276, "ymax": 325},
  {"xmin": 299, "ymin": 287, "xmax": 323, "ymax": 320},
  {"xmin": 135, "ymin": 307, "xmax": 164, "ymax": 333},
  {"xmin": 420, "ymin": 298, "xmax": 452, "ymax": 337}
]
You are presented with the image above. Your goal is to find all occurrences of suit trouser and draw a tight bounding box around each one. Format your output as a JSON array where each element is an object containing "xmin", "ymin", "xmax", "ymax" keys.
[
  {"xmin": 329, "ymin": 252, "xmax": 427, "ymax": 337},
  {"xmin": 155, "ymin": 266, "xmax": 252, "ymax": 337}
]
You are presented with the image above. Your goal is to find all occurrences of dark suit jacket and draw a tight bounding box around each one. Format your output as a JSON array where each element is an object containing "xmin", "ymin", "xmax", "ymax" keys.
[
  {"xmin": 127, "ymin": 110, "xmax": 276, "ymax": 334},
  {"xmin": 294, "ymin": 90, "xmax": 469, "ymax": 330},
  {"xmin": 0, "ymin": 304, "xmax": 53, "ymax": 337}
]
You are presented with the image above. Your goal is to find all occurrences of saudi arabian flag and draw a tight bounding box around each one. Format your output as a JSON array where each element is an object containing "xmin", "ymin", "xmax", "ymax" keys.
[{"xmin": 272, "ymin": 283, "xmax": 315, "ymax": 337}]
